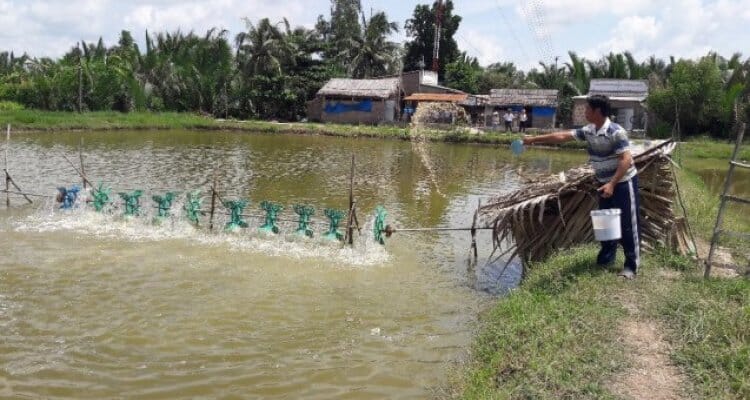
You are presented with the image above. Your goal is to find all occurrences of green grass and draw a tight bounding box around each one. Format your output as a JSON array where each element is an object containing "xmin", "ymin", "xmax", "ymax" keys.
[
  {"xmin": 0, "ymin": 110, "xmax": 589, "ymax": 148},
  {"xmin": 674, "ymin": 165, "xmax": 750, "ymax": 263},
  {"xmin": 456, "ymin": 163, "xmax": 749, "ymax": 399},
  {"xmin": 456, "ymin": 244, "xmax": 750, "ymax": 400},
  {"xmin": 680, "ymin": 138, "xmax": 750, "ymax": 161},
  {"xmin": 635, "ymin": 248, "xmax": 750, "ymax": 399},
  {"xmin": 1, "ymin": 110, "xmax": 744, "ymax": 158},
  {"xmin": 456, "ymin": 245, "xmax": 627, "ymax": 399},
  {"xmin": 644, "ymin": 273, "xmax": 750, "ymax": 399}
]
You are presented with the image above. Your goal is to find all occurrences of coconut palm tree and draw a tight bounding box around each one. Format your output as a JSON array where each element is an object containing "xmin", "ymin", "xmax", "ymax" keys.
[
  {"xmin": 347, "ymin": 11, "xmax": 400, "ymax": 78},
  {"xmin": 235, "ymin": 18, "xmax": 289, "ymax": 77},
  {"xmin": 565, "ymin": 51, "xmax": 589, "ymax": 95}
]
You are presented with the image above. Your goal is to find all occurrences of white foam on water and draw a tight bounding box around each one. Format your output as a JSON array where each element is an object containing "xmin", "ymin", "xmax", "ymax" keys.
[{"xmin": 12, "ymin": 202, "xmax": 390, "ymax": 268}]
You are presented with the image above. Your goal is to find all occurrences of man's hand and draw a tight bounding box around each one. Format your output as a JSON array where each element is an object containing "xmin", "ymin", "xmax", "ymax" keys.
[
  {"xmin": 522, "ymin": 135, "xmax": 533, "ymax": 145},
  {"xmin": 598, "ymin": 182, "xmax": 615, "ymax": 198}
]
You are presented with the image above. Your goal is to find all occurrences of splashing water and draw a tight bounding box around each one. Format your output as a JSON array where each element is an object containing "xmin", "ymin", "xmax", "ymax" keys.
[
  {"xmin": 12, "ymin": 199, "xmax": 390, "ymax": 268},
  {"xmin": 409, "ymin": 102, "xmax": 470, "ymax": 198}
]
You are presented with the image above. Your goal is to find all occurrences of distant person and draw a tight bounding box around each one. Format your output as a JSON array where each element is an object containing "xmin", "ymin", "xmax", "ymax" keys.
[
  {"xmin": 503, "ymin": 109, "xmax": 515, "ymax": 132},
  {"xmin": 492, "ymin": 110, "xmax": 500, "ymax": 130},
  {"xmin": 522, "ymin": 95, "xmax": 640, "ymax": 279},
  {"xmin": 519, "ymin": 109, "xmax": 529, "ymax": 133}
]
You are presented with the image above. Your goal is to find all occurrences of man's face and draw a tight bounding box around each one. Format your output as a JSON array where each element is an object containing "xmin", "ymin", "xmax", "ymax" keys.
[{"xmin": 584, "ymin": 104, "xmax": 597, "ymax": 123}]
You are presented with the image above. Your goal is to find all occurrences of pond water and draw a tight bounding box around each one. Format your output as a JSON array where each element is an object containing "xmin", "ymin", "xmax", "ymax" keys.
[
  {"xmin": 0, "ymin": 131, "xmax": 586, "ymax": 399},
  {"xmin": 3, "ymin": 131, "xmax": 746, "ymax": 398}
]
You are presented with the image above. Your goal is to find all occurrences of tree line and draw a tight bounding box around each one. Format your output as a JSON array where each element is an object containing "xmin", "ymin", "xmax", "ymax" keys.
[
  {"xmin": 0, "ymin": 0, "xmax": 747, "ymax": 138},
  {"xmin": 444, "ymin": 50, "xmax": 750, "ymax": 138}
]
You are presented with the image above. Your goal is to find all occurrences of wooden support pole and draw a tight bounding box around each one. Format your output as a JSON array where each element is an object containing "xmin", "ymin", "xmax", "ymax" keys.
[
  {"xmin": 4, "ymin": 170, "xmax": 8, "ymax": 208},
  {"xmin": 347, "ymin": 154, "xmax": 355, "ymax": 245},
  {"xmin": 5, "ymin": 124, "xmax": 9, "ymax": 207},
  {"xmin": 209, "ymin": 174, "xmax": 218, "ymax": 231},
  {"xmin": 4, "ymin": 172, "xmax": 33, "ymax": 204},
  {"xmin": 79, "ymin": 137, "xmax": 87, "ymax": 189},
  {"xmin": 470, "ymin": 199, "xmax": 481, "ymax": 265},
  {"xmin": 61, "ymin": 154, "xmax": 94, "ymax": 188}
]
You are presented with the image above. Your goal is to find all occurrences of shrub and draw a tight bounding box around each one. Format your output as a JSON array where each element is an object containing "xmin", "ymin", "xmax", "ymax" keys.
[{"xmin": 0, "ymin": 101, "xmax": 25, "ymax": 111}]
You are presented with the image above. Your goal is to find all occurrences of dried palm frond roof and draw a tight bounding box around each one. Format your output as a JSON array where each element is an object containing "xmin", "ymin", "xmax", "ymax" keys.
[
  {"xmin": 479, "ymin": 140, "xmax": 683, "ymax": 272},
  {"xmin": 316, "ymin": 78, "xmax": 400, "ymax": 99}
]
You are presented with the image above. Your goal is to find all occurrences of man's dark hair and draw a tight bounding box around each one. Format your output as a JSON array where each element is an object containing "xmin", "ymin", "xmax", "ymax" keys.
[{"xmin": 587, "ymin": 95, "xmax": 611, "ymax": 118}]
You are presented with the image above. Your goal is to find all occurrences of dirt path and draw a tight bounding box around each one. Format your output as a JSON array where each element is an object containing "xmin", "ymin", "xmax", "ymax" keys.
[{"xmin": 608, "ymin": 292, "xmax": 686, "ymax": 400}]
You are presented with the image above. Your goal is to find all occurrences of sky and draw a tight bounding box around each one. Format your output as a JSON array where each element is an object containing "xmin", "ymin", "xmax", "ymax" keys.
[{"xmin": 1, "ymin": 0, "xmax": 750, "ymax": 70}]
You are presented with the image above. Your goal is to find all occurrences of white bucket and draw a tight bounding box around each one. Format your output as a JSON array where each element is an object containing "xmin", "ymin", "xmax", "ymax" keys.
[{"xmin": 590, "ymin": 208, "xmax": 622, "ymax": 241}]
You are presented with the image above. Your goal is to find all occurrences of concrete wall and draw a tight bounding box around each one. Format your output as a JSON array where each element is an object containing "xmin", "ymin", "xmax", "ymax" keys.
[
  {"xmin": 320, "ymin": 97, "xmax": 388, "ymax": 125},
  {"xmin": 532, "ymin": 115, "xmax": 555, "ymax": 129},
  {"xmin": 306, "ymin": 97, "xmax": 323, "ymax": 122},
  {"xmin": 401, "ymin": 72, "xmax": 421, "ymax": 96}
]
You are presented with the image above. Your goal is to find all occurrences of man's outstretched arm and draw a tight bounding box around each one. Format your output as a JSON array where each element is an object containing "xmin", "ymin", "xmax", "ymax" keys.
[{"xmin": 523, "ymin": 131, "xmax": 576, "ymax": 145}]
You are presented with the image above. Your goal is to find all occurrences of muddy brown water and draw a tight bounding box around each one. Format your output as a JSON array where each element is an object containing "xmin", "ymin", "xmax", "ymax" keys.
[{"xmin": 1, "ymin": 131, "xmax": 739, "ymax": 399}]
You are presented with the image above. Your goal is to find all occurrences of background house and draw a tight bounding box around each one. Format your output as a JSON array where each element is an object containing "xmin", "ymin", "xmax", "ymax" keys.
[
  {"xmin": 307, "ymin": 78, "xmax": 402, "ymax": 124},
  {"xmin": 573, "ymin": 79, "xmax": 649, "ymax": 131},
  {"xmin": 485, "ymin": 89, "xmax": 559, "ymax": 129}
]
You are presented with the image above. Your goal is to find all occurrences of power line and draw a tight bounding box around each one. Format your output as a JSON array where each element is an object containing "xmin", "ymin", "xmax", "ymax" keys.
[{"xmin": 495, "ymin": 2, "xmax": 532, "ymax": 66}]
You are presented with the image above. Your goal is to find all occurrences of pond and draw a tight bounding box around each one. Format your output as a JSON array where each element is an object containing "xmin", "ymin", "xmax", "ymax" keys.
[
  {"xmin": 0, "ymin": 130, "xmax": 592, "ymax": 399},
  {"xmin": 9, "ymin": 132, "xmax": 745, "ymax": 399}
]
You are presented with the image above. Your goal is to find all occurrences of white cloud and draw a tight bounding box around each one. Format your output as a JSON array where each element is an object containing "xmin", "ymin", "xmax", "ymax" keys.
[
  {"xmin": 2, "ymin": 0, "xmax": 750, "ymax": 67},
  {"xmin": 598, "ymin": 16, "xmax": 661, "ymax": 55},
  {"xmin": 456, "ymin": 28, "xmax": 505, "ymax": 66}
]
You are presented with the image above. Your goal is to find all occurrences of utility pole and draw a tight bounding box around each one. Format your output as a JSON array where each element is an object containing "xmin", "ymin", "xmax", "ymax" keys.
[
  {"xmin": 432, "ymin": 0, "xmax": 445, "ymax": 73},
  {"xmin": 77, "ymin": 41, "xmax": 83, "ymax": 113}
]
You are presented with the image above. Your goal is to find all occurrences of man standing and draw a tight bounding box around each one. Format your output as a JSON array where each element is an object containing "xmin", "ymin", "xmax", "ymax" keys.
[
  {"xmin": 519, "ymin": 109, "xmax": 529, "ymax": 133},
  {"xmin": 491, "ymin": 110, "xmax": 500, "ymax": 130},
  {"xmin": 503, "ymin": 109, "xmax": 515, "ymax": 132},
  {"xmin": 522, "ymin": 95, "xmax": 640, "ymax": 279}
]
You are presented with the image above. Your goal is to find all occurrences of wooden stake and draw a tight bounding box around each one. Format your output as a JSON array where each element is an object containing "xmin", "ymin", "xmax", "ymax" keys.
[
  {"xmin": 4, "ymin": 173, "xmax": 33, "ymax": 204},
  {"xmin": 4, "ymin": 124, "xmax": 9, "ymax": 207},
  {"xmin": 470, "ymin": 199, "xmax": 481, "ymax": 265},
  {"xmin": 4, "ymin": 170, "xmax": 8, "ymax": 208},
  {"xmin": 347, "ymin": 155, "xmax": 355, "ymax": 245},
  {"xmin": 79, "ymin": 137, "xmax": 87, "ymax": 189},
  {"xmin": 61, "ymin": 154, "xmax": 94, "ymax": 188},
  {"xmin": 209, "ymin": 173, "xmax": 218, "ymax": 231}
]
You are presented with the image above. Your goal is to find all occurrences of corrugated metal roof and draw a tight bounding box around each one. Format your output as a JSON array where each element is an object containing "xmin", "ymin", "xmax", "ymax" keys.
[
  {"xmin": 488, "ymin": 89, "xmax": 559, "ymax": 107},
  {"xmin": 588, "ymin": 79, "xmax": 649, "ymax": 98},
  {"xmin": 459, "ymin": 95, "xmax": 489, "ymax": 107},
  {"xmin": 404, "ymin": 93, "xmax": 468, "ymax": 102},
  {"xmin": 317, "ymin": 78, "xmax": 400, "ymax": 99}
]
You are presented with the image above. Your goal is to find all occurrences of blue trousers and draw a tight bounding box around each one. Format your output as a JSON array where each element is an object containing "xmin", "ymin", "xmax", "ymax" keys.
[{"xmin": 597, "ymin": 176, "xmax": 641, "ymax": 271}]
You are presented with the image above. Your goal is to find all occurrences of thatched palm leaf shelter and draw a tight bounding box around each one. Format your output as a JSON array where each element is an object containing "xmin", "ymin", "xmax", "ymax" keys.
[{"xmin": 479, "ymin": 140, "xmax": 683, "ymax": 271}]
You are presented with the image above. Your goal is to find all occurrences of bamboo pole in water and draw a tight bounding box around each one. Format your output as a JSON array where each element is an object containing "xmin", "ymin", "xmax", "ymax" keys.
[
  {"xmin": 209, "ymin": 173, "xmax": 218, "ymax": 231},
  {"xmin": 61, "ymin": 154, "xmax": 94, "ymax": 188},
  {"xmin": 79, "ymin": 137, "xmax": 87, "ymax": 190},
  {"xmin": 5, "ymin": 124, "xmax": 9, "ymax": 207},
  {"xmin": 347, "ymin": 154, "xmax": 355, "ymax": 245}
]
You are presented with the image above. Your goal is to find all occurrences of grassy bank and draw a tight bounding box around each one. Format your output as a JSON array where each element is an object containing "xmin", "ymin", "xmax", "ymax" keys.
[
  {"xmin": 455, "ymin": 245, "xmax": 749, "ymax": 399},
  {"xmin": 4, "ymin": 110, "xmax": 747, "ymax": 156},
  {"xmin": 679, "ymin": 137, "xmax": 750, "ymax": 161},
  {"xmin": 1, "ymin": 110, "xmax": 586, "ymax": 148},
  {"xmin": 455, "ymin": 162, "xmax": 748, "ymax": 398}
]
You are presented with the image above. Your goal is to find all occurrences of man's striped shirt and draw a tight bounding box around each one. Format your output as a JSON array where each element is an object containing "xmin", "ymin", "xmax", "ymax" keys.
[{"xmin": 570, "ymin": 118, "xmax": 637, "ymax": 183}]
